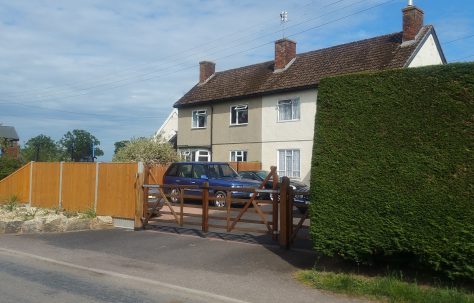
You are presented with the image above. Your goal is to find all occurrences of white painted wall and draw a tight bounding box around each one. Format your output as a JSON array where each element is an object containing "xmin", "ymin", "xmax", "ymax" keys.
[
  {"xmin": 260, "ymin": 88, "xmax": 317, "ymax": 185},
  {"xmin": 155, "ymin": 109, "xmax": 178, "ymax": 143},
  {"xmin": 408, "ymin": 34, "xmax": 444, "ymax": 68}
]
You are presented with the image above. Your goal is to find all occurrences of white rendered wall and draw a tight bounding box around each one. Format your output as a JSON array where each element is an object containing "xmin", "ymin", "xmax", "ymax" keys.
[
  {"xmin": 408, "ymin": 34, "xmax": 444, "ymax": 67},
  {"xmin": 155, "ymin": 109, "xmax": 178, "ymax": 142},
  {"xmin": 260, "ymin": 88, "xmax": 317, "ymax": 185}
]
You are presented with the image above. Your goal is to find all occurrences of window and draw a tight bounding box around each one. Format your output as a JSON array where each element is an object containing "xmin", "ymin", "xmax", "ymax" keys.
[
  {"xmin": 208, "ymin": 164, "xmax": 239, "ymax": 178},
  {"xmin": 230, "ymin": 150, "xmax": 247, "ymax": 162},
  {"xmin": 278, "ymin": 149, "xmax": 300, "ymax": 178},
  {"xmin": 166, "ymin": 164, "xmax": 179, "ymax": 177},
  {"xmin": 192, "ymin": 110, "xmax": 207, "ymax": 128},
  {"xmin": 277, "ymin": 98, "xmax": 300, "ymax": 121},
  {"xmin": 180, "ymin": 151, "xmax": 192, "ymax": 161},
  {"xmin": 195, "ymin": 150, "xmax": 210, "ymax": 162},
  {"xmin": 230, "ymin": 105, "xmax": 248, "ymax": 125},
  {"xmin": 177, "ymin": 164, "xmax": 193, "ymax": 178},
  {"xmin": 192, "ymin": 164, "xmax": 207, "ymax": 178}
]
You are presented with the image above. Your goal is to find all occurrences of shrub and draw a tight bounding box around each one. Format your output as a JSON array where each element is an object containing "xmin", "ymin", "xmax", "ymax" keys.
[
  {"xmin": 3, "ymin": 195, "xmax": 18, "ymax": 211},
  {"xmin": 0, "ymin": 156, "xmax": 22, "ymax": 180},
  {"xmin": 112, "ymin": 137, "xmax": 178, "ymax": 165},
  {"xmin": 310, "ymin": 63, "xmax": 474, "ymax": 280}
]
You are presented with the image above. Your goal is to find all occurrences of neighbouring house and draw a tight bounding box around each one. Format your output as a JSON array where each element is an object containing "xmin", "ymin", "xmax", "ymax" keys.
[
  {"xmin": 173, "ymin": 2, "xmax": 446, "ymax": 184},
  {"xmin": 154, "ymin": 108, "xmax": 178, "ymax": 149},
  {"xmin": 0, "ymin": 125, "xmax": 20, "ymax": 159}
]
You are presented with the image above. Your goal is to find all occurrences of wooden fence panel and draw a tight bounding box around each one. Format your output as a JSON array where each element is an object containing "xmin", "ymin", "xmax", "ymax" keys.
[
  {"xmin": 61, "ymin": 163, "xmax": 96, "ymax": 211},
  {"xmin": 229, "ymin": 162, "xmax": 262, "ymax": 172},
  {"xmin": 0, "ymin": 162, "xmax": 31, "ymax": 203},
  {"xmin": 96, "ymin": 163, "xmax": 137, "ymax": 219},
  {"xmin": 148, "ymin": 164, "xmax": 168, "ymax": 184},
  {"xmin": 31, "ymin": 162, "xmax": 60, "ymax": 208}
]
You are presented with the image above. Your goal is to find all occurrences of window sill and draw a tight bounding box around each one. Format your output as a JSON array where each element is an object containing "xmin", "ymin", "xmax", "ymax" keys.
[
  {"xmin": 191, "ymin": 127, "xmax": 207, "ymax": 130},
  {"xmin": 229, "ymin": 123, "xmax": 248, "ymax": 127},
  {"xmin": 277, "ymin": 119, "xmax": 300, "ymax": 123}
]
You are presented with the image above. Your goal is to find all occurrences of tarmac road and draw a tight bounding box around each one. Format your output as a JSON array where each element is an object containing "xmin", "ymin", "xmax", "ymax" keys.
[
  {"xmin": 0, "ymin": 229, "xmax": 364, "ymax": 303},
  {"xmin": 0, "ymin": 251, "xmax": 237, "ymax": 303}
]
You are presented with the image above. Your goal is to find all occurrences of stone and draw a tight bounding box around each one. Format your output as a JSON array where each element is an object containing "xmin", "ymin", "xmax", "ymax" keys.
[
  {"xmin": 96, "ymin": 216, "xmax": 113, "ymax": 225},
  {"xmin": 21, "ymin": 218, "xmax": 43, "ymax": 234},
  {"xmin": 5, "ymin": 221, "xmax": 23, "ymax": 234},
  {"xmin": 43, "ymin": 215, "xmax": 66, "ymax": 232},
  {"xmin": 65, "ymin": 217, "xmax": 91, "ymax": 231},
  {"xmin": 90, "ymin": 216, "xmax": 114, "ymax": 230}
]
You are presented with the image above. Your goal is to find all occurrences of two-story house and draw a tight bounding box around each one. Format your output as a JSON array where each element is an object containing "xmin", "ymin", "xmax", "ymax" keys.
[
  {"xmin": 174, "ymin": 2, "xmax": 446, "ymax": 184},
  {"xmin": 0, "ymin": 125, "xmax": 20, "ymax": 159}
]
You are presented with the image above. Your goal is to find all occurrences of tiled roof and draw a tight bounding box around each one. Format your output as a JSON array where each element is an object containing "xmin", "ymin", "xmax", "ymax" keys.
[
  {"xmin": 0, "ymin": 126, "xmax": 19, "ymax": 141},
  {"xmin": 175, "ymin": 26, "xmax": 433, "ymax": 108}
]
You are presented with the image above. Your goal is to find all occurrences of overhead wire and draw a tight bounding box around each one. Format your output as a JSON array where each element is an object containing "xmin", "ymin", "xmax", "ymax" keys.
[
  {"xmin": 0, "ymin": 0, "xmax": 397, "ymax": 120},
  {"xmin": 0, "ymin": 0, "xmax": 380, "ymax": 105},
  {"xmin": 0, "ymin": 0, "xmax": 357, "ymax": 100}
]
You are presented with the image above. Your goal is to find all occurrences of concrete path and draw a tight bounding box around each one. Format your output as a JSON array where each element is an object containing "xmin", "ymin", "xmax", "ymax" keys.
[{"xmin": 0, "ymin": 229, "xmax": 365, "ymax": 303}]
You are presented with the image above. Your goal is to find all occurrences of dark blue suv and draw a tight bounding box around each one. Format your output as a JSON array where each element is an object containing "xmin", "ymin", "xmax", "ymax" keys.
[{"xmin": 163, "ymin": 162, "xmax": 261, "ymax": 207}]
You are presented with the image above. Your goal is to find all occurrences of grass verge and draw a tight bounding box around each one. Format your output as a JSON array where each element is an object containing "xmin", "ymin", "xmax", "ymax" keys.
[{"xmin": 295, "ymin": 270, "xmax": 474, "ymax": 303}]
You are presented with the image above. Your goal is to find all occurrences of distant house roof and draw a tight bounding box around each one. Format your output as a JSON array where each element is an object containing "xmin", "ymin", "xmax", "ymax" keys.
[
  {"xmin": 175, "ymin": 25, "xmax": 437, "ymax": 108},
  {"xmin": 0, "ymin": 126, "xmax": 19, "ymax": 141}
]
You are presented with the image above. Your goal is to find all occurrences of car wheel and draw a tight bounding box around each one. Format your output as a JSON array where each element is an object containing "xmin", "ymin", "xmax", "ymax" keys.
[
  {"xmin": 169, "ymin": 188, "xmax": 179, "ymax": 203},
  {"xmin": 213, "ymin": 191, "xmax": 226, "ymax": 208}
]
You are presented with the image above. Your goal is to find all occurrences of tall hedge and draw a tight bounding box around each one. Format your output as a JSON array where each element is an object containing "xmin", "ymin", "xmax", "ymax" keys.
[{"xmin": 310, "ymin": 63, "xmax": 474, "ymax": 280}]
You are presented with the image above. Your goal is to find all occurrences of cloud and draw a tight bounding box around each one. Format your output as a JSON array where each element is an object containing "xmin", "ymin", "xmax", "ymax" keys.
[{"xmin": 1, "ymin": 0, "xmax": 471, "ymax": 160}]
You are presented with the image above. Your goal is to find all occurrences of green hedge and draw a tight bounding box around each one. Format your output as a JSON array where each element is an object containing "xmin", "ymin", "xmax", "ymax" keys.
[{"xmin": 310, "ymin": 63, "xmax": 474, "ymax": 280}]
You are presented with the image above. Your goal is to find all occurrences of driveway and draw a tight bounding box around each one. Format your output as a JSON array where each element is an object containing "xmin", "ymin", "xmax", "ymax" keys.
[{"xmin": 0, "ymin": 229, "xmax": 363, "ymax": 303}]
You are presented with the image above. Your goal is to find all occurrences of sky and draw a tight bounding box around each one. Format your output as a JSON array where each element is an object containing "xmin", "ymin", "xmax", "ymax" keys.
[{"xmin": 0, "ymin": 0, "xmax": 473, "ymax": 161}]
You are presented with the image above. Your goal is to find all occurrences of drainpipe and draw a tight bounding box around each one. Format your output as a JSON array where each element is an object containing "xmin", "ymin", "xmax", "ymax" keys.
[{"xmin": 210, "ymin": 104, "xmax": 213, "ymax": 161}]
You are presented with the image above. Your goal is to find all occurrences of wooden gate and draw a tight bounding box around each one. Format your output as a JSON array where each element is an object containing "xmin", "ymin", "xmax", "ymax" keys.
[{"xmin": 138, "ymin": 166, "xmax": 309, "ymax": 248}]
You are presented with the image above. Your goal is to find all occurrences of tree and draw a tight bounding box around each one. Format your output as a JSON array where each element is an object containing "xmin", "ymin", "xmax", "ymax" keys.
[
  {"xmin": 21, "ymin": 134, "xmax": 63, "ymax": 162},
  {"xmin": 59, "ymin": 129, "xmax": 104, "ymax": 162},
  {"xmin": 112, "ymin": 137, "xmax": 178, "ymax": 165},
  {"xmin": 0, "ymin": 156, "xmax": 22, "ymax": 180},
  {"xmin": 114, "ymin": 140, "xmax": 129, "ymax": 155}
]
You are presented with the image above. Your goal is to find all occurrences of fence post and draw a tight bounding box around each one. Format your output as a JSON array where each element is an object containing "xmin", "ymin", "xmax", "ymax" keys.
[
  {"xmin": 94, "ymin": 162, "xmax": 100, "ymax": 211},
  {"xmin": 135, "ymin": 162, "xmax": 145, "ymax": 230},
  {"xmin": 271, "ymin": 166, "xmax": 279, "ymax": 241},
  {"xmin": 202, "ymin": 182, "xmax": 209, "ymax": 232},
  {"xmin": 279, "ymin": 176, "xmax": 291, "ymax": 249},
  {"xmin": 28, "ymin": 161, "xmax": 34, "ymax": 207},
  {"xmin": 58, "ymin": 161, "xmax": 64, "ymax": 209},
  {"xmin": 142, "ymin": 165, "xmax": 150, "ymax": 223}
]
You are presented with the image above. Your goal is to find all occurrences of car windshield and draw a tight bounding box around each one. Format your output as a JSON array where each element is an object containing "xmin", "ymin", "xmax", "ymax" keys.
[{"xmin": 208, "ymin": 164, "xmax": 239, "ymax": 178}]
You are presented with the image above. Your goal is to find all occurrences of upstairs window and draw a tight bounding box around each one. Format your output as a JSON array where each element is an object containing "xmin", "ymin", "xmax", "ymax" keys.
[
  {"xmin": 277, "ymin": 98, "xmax": 300, "ymax": 122},
  {"xmin": 192, "ymin": 110, "xmax": 207, "ymax": 128},
  {"xmin": 230, "ymin": 105, "xmax": 248, "ymax": 125},
  {"xmin": 230, "ymin": 150, "xmax": 247, "ymax": 162}
]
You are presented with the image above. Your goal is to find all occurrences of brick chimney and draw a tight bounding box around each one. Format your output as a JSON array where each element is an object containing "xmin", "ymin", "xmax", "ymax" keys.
[
  {"xmin": 274, "ymin": 38, "xmax": 296, "ymax": 71},
  {"xmin": 402, "ymin": 2, "xmax": 424, "ymax": 42},
  {"xmin": 199, "ymin": 61, "xmax": 215, "ymax": 84}
]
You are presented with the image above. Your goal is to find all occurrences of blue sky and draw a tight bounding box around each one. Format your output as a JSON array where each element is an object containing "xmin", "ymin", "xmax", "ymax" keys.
[{"xmin": 0, "ymin": 0, "xmax": 473, "ymax": 161}]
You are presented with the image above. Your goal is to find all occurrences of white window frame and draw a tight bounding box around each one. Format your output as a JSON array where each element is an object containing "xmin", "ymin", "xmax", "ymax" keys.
[
  {"xmin": 192, "ymin": 110, "xmax": 207, "ymax": 129},
  {"xmin": 195, "ymin": 150, "xmax": 211, "ymax": 162},
  {"xmin": 277, "ymin": 149, "xmax": 300, "ymax": 178},
  {"xmin": 180, "ymin": 150, "xmax": 192, "ymax": 162},
  {"xmin": 277, "ymin": 98, "xmax": 300, "ymax": 122},
  {"xmin": 229, "ymin": 150, "xmax": 247, "ymax": 162},
  {"xmin": 230, "ymin": 104, "xmax": 248, "ymax": 126}
]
